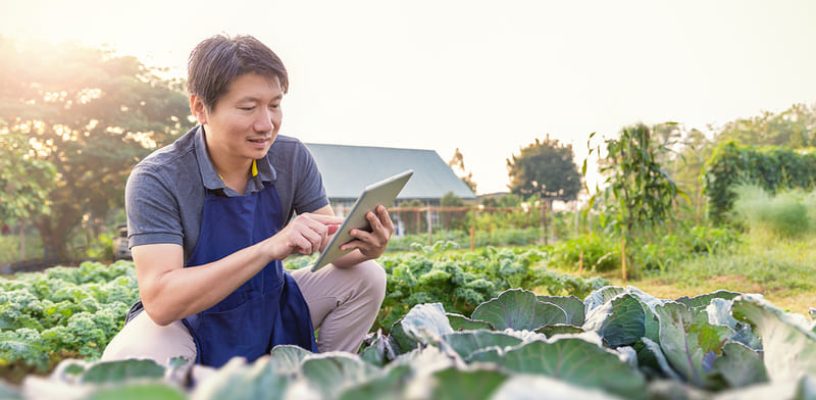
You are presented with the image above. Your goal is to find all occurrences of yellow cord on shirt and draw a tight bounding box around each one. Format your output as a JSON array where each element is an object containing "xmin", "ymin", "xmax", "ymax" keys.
[{"xmin": 218, "ymin": 160, "xmax": 258, "ymax": 181}]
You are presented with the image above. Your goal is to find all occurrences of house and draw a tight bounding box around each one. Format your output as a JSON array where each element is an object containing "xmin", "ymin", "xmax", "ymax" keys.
[{"xmin": 304, "ymin": 143, "xmax": 476, "ymax": 233}]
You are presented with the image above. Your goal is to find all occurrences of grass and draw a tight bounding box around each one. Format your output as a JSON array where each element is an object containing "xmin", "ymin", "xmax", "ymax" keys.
[
  {"xmin": 535, "ymin": 224, "xmax": 815, "ymax": 315},
  {"xmin": 605, "ymin": 231, "xmax": 816, "ymax": 315},
  {"xmin": 732, "ymin": 184, "xmax": 816, "ymax": 238}
]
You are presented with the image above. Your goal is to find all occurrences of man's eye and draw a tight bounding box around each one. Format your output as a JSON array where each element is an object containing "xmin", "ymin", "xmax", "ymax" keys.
[
  {"xmin": 269, "ymin": 104, "xmax": 280, "ymax": 109},
  {"xmin": 239, "ymin": 106, "xmax": 254, "ymax": 111}
]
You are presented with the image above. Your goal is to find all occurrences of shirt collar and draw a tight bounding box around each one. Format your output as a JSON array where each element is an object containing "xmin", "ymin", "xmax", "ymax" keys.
[
  {"xmin": 194, "ymin": 126, "xmax": 224, "ymax": 191},
  {"xmin": 194, "ymin": 126, "xmax": 278, "ymax": 194},
  {"xmin": 256, "ymin": 149, "xmax": 277, "ymax": 183}
]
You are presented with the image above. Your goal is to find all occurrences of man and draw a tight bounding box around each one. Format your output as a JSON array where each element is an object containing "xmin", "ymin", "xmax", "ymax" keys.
[{"xmin": 101, "ymin": 35, "xmax": 391, "ymax": 368}]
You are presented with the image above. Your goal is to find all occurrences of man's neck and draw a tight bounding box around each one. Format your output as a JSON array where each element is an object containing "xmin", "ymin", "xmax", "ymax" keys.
[{"xmin": 203, "ymin": 126, "xmax": 252, "ymax": 194}]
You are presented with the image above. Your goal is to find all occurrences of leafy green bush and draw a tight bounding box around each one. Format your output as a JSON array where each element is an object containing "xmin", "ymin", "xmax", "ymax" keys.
[
  {"xmin": 376, "ymin": 242, "xmax": 606, "ymax": 330},
  {"xmin": 0, "ymin": 249, "xmax": 603, "ymax": 380},
  {"xmin": 474, "ymin": 227, "xmax": 542, "ymax": 247},
  {"xmin": 633, "ymin": 225, "xmax": 739, "ymax": 272},
  {"xmin": 546, "ymin": 225, "xmax": 739, "ymax": 273},
  {"xmin": 85, "ymin": 232, "xmax": 115, "ymax": 261},
  {"xmin": 685, "ymin": 224, "xmax": 740, "ymax": 254},
  {"xmin": 545, "ymin": 233, "xmax": 620, "ymax": 272},
  {"xmin": 386, "ymin": 227, "xmax": 542, "ymax": 251},
  {"xmin": 732, "ymin": 185, "xmax": 813, "ymax": 238},
  {"xmin": 704, "ymin": 142, "xmax": 816, "ymax": 223},
  {"xmin": 0, "ymin": 261, "xmax": 138, "ymax": 375},
  {"xmin": 630, "ymin": 236, "xmax": 685, "ymax": 273},
  {"xmin": 10, "ymin": 287, "xmax": 816, "ymax": 400},
  {"xmin": 289, "ymin": 242, "xmax": 607, "ymax": 331}
]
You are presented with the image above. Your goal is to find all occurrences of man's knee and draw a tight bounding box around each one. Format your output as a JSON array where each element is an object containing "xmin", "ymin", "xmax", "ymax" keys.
[
  {"xmin": 101, "ymin": 330, "xmax": 161, "ymax": 362},
  {"xmin": 357, "ymin": 259, "xmax": 387, "ymax": 303},
  {"xmin": 101, "ymin": 313, "xmax": 196, "ymax": 364}
]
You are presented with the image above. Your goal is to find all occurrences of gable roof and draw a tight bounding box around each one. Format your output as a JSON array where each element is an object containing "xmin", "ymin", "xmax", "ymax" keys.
[{"xmin": 304, "ymin": 143, "xmax": 476, "ymax": 200}]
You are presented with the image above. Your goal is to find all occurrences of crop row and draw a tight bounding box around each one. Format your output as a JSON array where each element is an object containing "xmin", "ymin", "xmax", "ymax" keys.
[
  {"xmin": 5, "ymin": 286, "xmax": 816, "ymax": 399},
  {"xmin": 0, "ymin": 244, "xmax": 604, "ymax": 378}
]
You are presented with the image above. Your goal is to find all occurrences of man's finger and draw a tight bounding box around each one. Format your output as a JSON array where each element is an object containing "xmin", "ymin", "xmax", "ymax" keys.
[
  {"xmin": 299, "ymin": 228, "xmax": 322, "ymax": 254},
  {"xmin": 349, "ymin": 227, "xmax": 379, "ymax": 248},
  {"xmin": 366, "ymin": 211, "xmax": 387, "ymax": 241},
  {"xmin": 319, "ymin": 225, "xmax": 340, "ymax": 252},
  {"xmin": 301, "ymin": 216, "xmax": 329, "ymax": 236},
  {"xmin": 293, "ymin": 236, "xmax": 312, "ymax": 255},
  {"xmin": 377, "ymin": 206, "xmax": 395, "ymax": 234},
  {"xmin": 340, "ymin": 239, "xmax": 371, "ymax": 253},
  {"xmin": 306, "ymin": 213, "xmax": 345, "ymax": 225}
]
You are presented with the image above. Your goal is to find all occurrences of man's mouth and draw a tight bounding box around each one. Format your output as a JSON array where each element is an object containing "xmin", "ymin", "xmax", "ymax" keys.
[{"xmin": 248, "ymin": 137, "xmax": 270, "ymax": 148}]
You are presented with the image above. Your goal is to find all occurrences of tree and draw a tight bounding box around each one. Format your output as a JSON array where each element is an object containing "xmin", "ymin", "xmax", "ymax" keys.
[
  {"xmin": 588, "ymin": 124, "xmax": 680, "ymax": 280},
  {"xmin": 657, "ymin": 104, "xmax": 816, "ymax": 225},
  {"xmin": 0, "ymin": 38, "xmax": 189, "ymax": 261},
  {"xmin": 507, "ymin": 136, "xmax": 581, "ymax": 245},
  {"xmin": 506, "ymin": 135, "xmax": 581, "ymax": 204},
  {"xmin": 448, "ymin": 148, "xmax": 477, "ymax": 193},
  {"xmin": 715, "ymin": 103, "xmax": 816, "ymax": 148},
  {"xmin": 665, "ymin": 127, "xmax": 713, "ymax": 222},
  {"xmin": 0, "ymin": 126, "xmax": 57, "ymax": 260}
]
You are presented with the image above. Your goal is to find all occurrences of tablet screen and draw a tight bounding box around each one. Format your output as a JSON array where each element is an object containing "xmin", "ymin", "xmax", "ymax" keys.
[{"xmin": 310, "ymin": 169, "xmax": 414, "ymax": 271}]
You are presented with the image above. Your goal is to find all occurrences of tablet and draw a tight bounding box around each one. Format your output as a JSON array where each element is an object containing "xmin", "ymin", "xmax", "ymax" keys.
[{"xmin": 311, "ymin": 169, "xmax": 414, "ymax": 272}]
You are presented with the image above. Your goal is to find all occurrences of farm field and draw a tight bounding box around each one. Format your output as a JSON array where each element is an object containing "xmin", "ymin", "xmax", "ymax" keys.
[{"xmin": 2, "ymin": 239, "xmax": 815, "ymax": 399}]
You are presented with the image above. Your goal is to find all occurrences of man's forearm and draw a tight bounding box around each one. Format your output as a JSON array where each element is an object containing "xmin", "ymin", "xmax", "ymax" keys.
[{"xmin": 145, "ymin": 240, "xmax": 279, "ymax": 325}]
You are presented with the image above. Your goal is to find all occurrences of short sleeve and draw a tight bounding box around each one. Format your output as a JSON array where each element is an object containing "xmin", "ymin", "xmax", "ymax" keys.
[
  {"xmin": 292, "ymin": 143, "xmax": 329, "ymax": 214},
  {"xmin": 125, "ymin": 166, "xmax": 184, "ymax": 248}
]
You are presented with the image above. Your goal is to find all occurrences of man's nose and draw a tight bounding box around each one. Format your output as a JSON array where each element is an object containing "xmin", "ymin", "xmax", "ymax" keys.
[{"xmin": 254, "ymin": 109, "xmax": 274, "ymax": 133}]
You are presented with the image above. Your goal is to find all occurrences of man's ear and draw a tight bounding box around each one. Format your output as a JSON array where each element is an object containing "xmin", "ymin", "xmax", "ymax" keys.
[{"xmin": 189, "ymin": 95, "xmax": 208, "ymax": 125}]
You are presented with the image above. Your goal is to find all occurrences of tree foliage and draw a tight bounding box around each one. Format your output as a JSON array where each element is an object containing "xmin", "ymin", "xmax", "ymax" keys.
[
  {"xmin": 595, "ymin": 124, "xmax": 681, "ymax": 232},
  {"xmin": 0, "ymin": 38, "xmax": 189, "ymax": 260},
  {"xmin": 704, "ymin": 142, "xmax": 816, "ymax": 223},
  {"xmin": 448, "ymin": 147, "xmax": 477, "ymax": 193},
  {"xmin": 716, "ymin": 103, "xmax": 816, "ymax": 148},
  {"xmin": 664, "ymin": 127, "xmax": 712, "ymax": 220},
  {"xmin": 506, "ymin": 136, "xmax": 581, "ymax": 203},
  {"xmin": 589, "ymin": 124, "xmax": 680, "ymax": 279},
  {"xmin": 0, "ymin": 126, "xmax": 56, "ymax": 222},
  {"xmin": 645, "ymin": 103, "xmax": 816, "ymax": 224}
]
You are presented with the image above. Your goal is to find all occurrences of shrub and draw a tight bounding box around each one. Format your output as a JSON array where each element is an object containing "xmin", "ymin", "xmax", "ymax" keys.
[
  {"xmin": 387, "ymin": 228, "xmax": 543, "ymax": 251},
  {"xmin": 546, "ymin": 225, "xmax": 739, "ymax": 274},
  {"xmin": 546, "ymin": 233, "xmax": 620, "ymax": 272},
  {"xmin": 732, "ymin": 185, "xmax": 812, "ymax": 238},
  {"xmin": 704, "ymin": 142, "xmax": 816, "ymax": 223},
  {"xmin": 633, "ymin": 225, "xmax": 739, "ymax": 272}
]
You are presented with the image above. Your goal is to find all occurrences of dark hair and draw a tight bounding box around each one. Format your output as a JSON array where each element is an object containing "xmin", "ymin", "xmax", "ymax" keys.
[{"xmin": 187, "ymin": 34, "xmax": 289, "ymax": 110}]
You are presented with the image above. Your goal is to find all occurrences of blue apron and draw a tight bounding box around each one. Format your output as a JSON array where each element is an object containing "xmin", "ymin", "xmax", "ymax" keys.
[{"xmin": 125, "ymin": 181, "xmax": 318, "ymax": 368}]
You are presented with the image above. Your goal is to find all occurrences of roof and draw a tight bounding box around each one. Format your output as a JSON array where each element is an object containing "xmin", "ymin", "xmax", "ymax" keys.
[{"xmin": 304, "ymin": 143, "xmax": 477, "ymax": 200}]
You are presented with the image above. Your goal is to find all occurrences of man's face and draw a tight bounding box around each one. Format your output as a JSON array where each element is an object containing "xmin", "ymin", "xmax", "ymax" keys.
[{"xmin": 197, "ymin": 73, "xmax": 283, "ymax": 161}]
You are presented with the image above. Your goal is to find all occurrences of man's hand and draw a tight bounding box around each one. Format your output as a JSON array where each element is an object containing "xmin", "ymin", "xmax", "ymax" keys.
[
  {"xmin": 340, "ymin": 205, "xmax": 395, "ymax": 260},
  {"xmin": 265, "ymin": 213, "xmax": 343, "ymax": 259}
]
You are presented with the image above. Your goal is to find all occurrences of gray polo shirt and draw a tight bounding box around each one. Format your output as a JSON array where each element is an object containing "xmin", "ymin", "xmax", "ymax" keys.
[{"xmin": 125, "ymin": 126, "xmax": 329, "ymax": 262}]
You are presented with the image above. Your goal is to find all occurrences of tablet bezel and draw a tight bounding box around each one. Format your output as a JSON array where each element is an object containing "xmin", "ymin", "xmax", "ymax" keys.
[{"xmin": 310, "ymin": 169, "xmax": 414, "ymax": 272}]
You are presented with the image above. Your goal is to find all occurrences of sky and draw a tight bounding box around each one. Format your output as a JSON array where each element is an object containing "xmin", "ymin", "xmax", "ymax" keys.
[{"xmin": 1, "ymin": 0, "xmax": 815, "ymax": 194}]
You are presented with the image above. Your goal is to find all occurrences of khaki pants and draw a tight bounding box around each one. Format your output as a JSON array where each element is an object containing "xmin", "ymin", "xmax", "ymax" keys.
[{"xmin": 101, "ymin": 260, "xmax": 387, "ymax": 364}]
